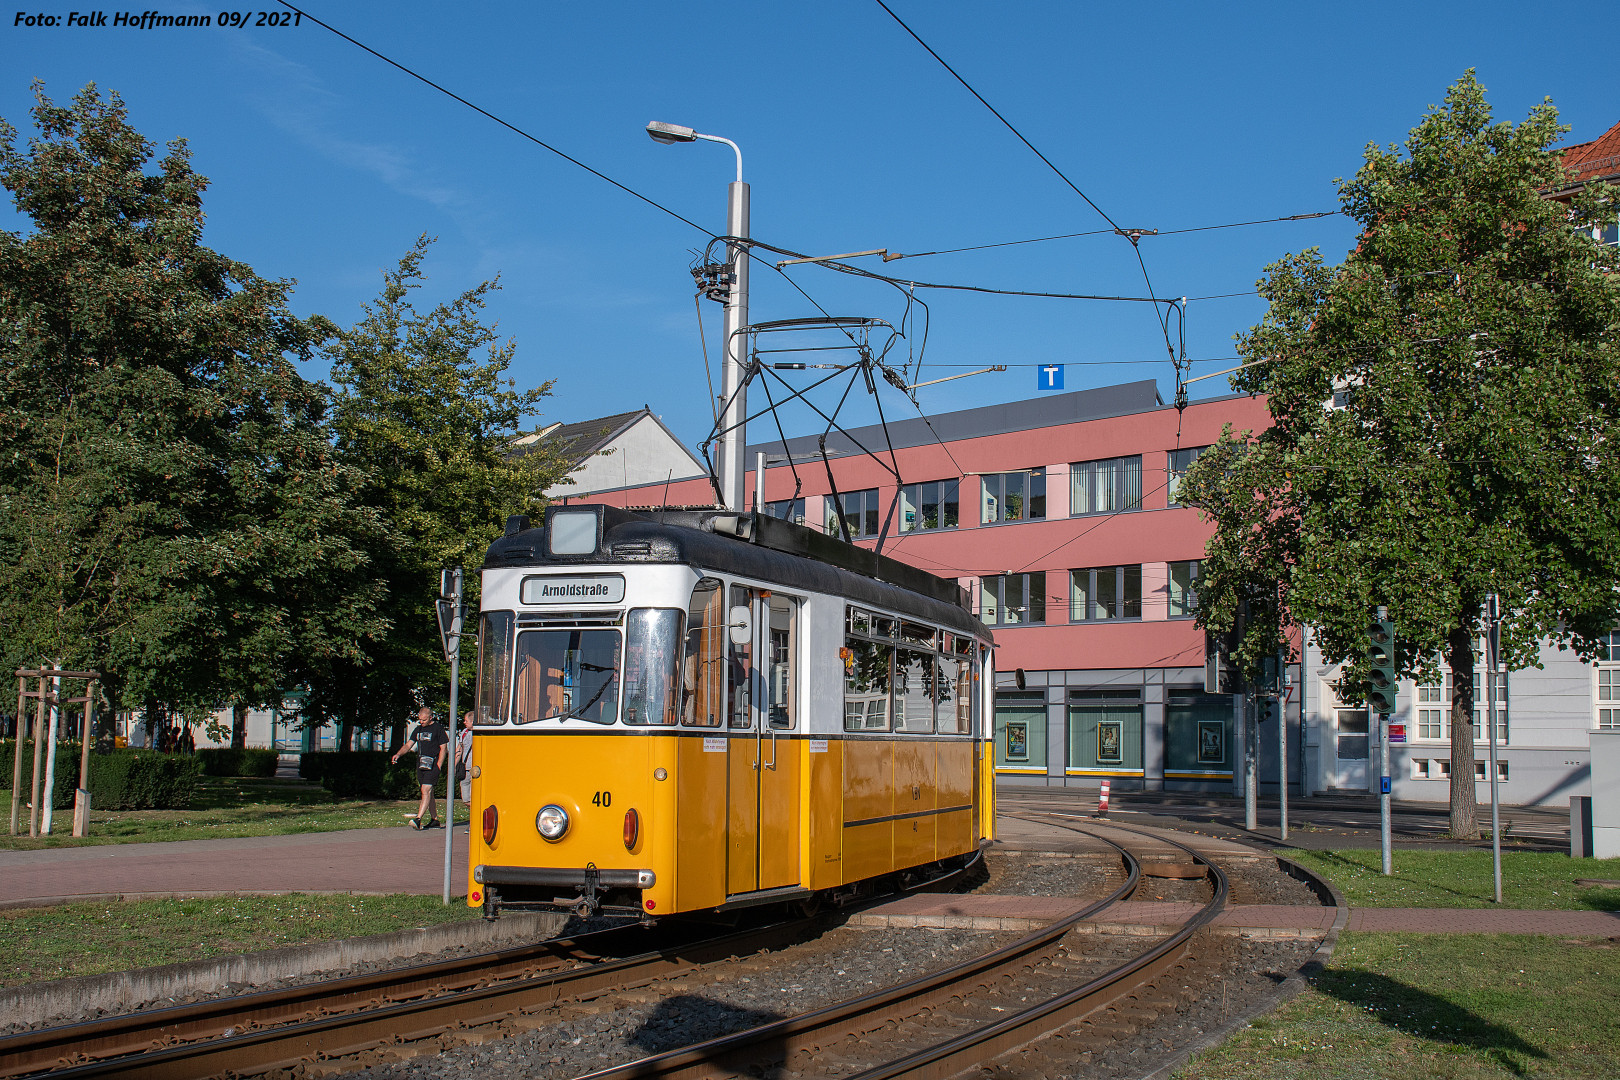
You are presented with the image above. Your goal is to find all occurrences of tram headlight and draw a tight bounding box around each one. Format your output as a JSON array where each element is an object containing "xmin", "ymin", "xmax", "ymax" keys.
[{"xmin": 535, "ymin": 804, "xmax": 569, "ymax": 841}]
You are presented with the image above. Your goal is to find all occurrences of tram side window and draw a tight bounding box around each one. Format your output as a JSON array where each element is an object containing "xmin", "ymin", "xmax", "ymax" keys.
[
  {"xmin": 937, "ymin": 656, "xmax": 970, "ymax": 734},
  {"xmin": 476, "ymin": 610, "xmax": 514, "ymax": 724},
  {"xmin": 512, "ymin": 629, "xmax": 620, "ymax": 725},
  {"xmin": 729, "ymin": 584, "xmax": 756, "ymax": 730},
  {"xmin": 768, "ymin": 596, "xmax": 796, "ymax": 729},
  {"xmin": 622, "ymin": 609, "xmax": 683, "ymax": 725},
  {"xmin": 843, "ymin": 636, "xmax": 893, "ymax": 731},
  {"xmin": 682, "ymin": 579, "xmax": 724, "ymax": 728},
  {"xmin": 894, "ymin": 648, "xmax": 936, "ymax": 732}
]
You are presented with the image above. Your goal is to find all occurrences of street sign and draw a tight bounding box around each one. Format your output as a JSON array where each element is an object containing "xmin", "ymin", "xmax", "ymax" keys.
[
  {"xmin": 1388, "ymin": 723, "xmax": 1406, "ymax": 743},
  {"xmin": 1037, "ymin": 364, "xmax": 1064, "ymax": 391}
]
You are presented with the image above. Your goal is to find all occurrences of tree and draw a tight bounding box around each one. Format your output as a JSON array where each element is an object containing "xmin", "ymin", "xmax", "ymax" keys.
[
  {"xmin": 0, "ymin": 83, "xmax": 384, "ymax": 722},
  {"xmin": 1180, "ymin": 73, "xmax": 1620, "ymax": 838},
  {"xmin": 311, "ymin": 237, "xmax": 572, "ymax": 749}
]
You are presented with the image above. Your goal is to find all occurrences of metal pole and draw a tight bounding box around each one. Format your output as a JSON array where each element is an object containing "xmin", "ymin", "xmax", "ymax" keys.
[
  {"xmin": 1487, "ymin": 593, "xmax": 1502, "ymax": 904},
  {"xmin": 442, "ymin": 569, "xmax": 463, "ymax": 906},
  {"xmin": 1378, "ymin": 606, "xmax": 1392, "ymax": 876},
  {"xmin": 1278, "ymin": 652, "xmax": 1289, "ymax": 841},
  {"xmin": 717, "ymin": 177, "xmax": 751, "ymax": 512},
  {"xmin": 754, "ymin": 451, "xmax": 766, "ymax": 514},
  {"xmin": 1244, "ymin": 694, "xmax": 1257, "ymax": 831}
]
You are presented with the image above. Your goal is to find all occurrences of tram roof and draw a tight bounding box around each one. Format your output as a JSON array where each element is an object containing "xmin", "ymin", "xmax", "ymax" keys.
[{"xmin": 485, "ymin": 506, "xmax": 992, "ymax": 642}]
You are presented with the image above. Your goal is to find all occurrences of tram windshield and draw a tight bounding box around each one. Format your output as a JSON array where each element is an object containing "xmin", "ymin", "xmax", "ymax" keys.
[{"xmin": 512, "ymin": 629, "xmax": 620, "ymax": 725}]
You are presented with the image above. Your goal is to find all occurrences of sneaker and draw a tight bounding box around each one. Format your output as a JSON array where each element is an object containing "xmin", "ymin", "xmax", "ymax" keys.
[
  {"xmin": 410, "ymin": 819, "xmax": 422, "ymax": 831},
  {"xmin": 424, "ymin": 819, "xmax": 442, "ymax": 830}
]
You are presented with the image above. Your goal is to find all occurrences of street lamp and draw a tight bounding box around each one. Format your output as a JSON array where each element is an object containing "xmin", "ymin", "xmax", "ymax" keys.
[{"xmin": 646, "ymin": 120, "xmax": 749, "ymax": 511}]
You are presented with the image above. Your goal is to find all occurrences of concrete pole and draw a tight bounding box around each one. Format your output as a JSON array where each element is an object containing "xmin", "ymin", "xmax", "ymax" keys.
[
  {"xmin": 1244, "ymin": 694, "xmax": 1258, "ymax": 831},
  {"xmin": 1378, "ymin": 608, "xmax": 1392, "ymax": 876},
  {"xmin": 717, "ymin": 178, "xmax": 751, "ymax": 511}
]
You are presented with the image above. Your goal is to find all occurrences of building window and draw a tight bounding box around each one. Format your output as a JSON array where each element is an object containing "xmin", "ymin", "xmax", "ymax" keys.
[
  {"xmin": 1071, "ymin": 456, "xmax": 1142, "ymax": 515},
  {"xmin": 1070, "ymin": 566, "xmax": 1142, "ymax": 621},
  {"xmin": 980, "ymin": 572, "xmax": 1046, "ymax": 627},
  {"xmin": 1446, "ymin": 671, "xmax": 1509, "ymax": 744},
  {"xmin": 1166, "ymin": 447, "xmax": 1207, "ymax": 507},
  {"xmin": 765, "ymin": 498, "xmax": 806, "ymax": 526},
  {"xmin": 981, "ymin": 470, "xmax": 1045, "ymax": 525},
  {"xmin": 899, "ymin": 479, "xmax": 960, "ymax": 533},
  {"xmin": 995, "ymin": 690, "xmax": 1047, "ymax": 771},
  {"xmin": 1599, "ymin": 630, "xmax": 1620, "ymax": 731},
  {"xmin": 1474, "ymin": 760, "xmax": 1508, "ymax": 781},
  {"xmin": 1168, "ymin": 560, "xmax": 1199, "ymax": 617},
  {"xmin": 1416, "ymin": 677, "xmax": 1445, "ymax": 740},
  {"xmin": 826, "ymin": 488, "xmax": 881, "ymax": 538},
  {"xmin": 1067, "ymin": 689, "xmax": 1143, "ymax": 773}
]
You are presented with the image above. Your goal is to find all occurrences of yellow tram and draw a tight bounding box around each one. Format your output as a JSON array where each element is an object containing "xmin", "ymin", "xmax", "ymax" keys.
[{"xmin": 465, "ymin": 504, "xmax": 996, "ymax": 918}]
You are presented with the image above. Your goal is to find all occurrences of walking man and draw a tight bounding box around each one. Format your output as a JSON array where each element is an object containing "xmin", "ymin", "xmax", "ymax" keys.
[{"xmin": 392, "ymin": 706, "xmax": 449, "ymax": 830}]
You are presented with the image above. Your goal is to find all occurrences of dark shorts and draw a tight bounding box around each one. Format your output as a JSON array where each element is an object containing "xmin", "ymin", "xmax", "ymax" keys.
[{"xmin": 417, "ymin": 768, "xmax": 440, "ymax": 788}]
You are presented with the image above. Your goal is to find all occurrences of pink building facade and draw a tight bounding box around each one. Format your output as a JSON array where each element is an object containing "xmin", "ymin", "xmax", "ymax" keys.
[{"xmin": 582, "ymin": 379, "xmax": 1301, "ymax": 795}]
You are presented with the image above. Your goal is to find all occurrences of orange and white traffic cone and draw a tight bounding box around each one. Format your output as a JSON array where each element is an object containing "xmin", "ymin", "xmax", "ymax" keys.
[{"xmin": 1097, "ymin": 779, "xmax": 1110, "ymax": 817}]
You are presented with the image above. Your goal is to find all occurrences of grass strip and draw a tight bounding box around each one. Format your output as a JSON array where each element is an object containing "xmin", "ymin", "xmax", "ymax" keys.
[
  {"xmin": 1, "ymin": 777, "xmax": 469, "ymax": 850},
  {"xmin": 1177, "ymin": 932, "xmax": 1620, "ymax": 1079},
  {"xmin": 0, "ymin": 893, "xmax": 479, "ymax": 989},
  {"xmin": 1279, "ymin": 848, "xmax": 1620, "ymax": 910}
]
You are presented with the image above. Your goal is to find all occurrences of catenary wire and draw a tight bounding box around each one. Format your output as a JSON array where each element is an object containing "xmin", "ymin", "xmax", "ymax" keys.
[
  {"xmin": 887, "ymin": 212, "xmax": 1342, "ymax": 261},
  {"xmin": 273, "ymin": 1, "xmax": 715, "ymax": 238}
]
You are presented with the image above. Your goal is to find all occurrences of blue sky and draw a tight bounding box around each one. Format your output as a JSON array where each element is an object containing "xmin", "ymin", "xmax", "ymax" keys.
[{"xmin": 5, "ymin": 1, "xmax": 1617, "ymax": 451}]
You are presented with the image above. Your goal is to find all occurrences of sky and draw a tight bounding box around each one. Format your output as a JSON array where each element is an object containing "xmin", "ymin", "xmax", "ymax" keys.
[{"xmin": 4, "ymin": 0, "xmax": 1617, "ymax": 454}]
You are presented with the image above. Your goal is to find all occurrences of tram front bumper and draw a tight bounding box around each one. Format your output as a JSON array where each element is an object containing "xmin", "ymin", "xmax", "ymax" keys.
[{"xmin": 474, "ymin": 866, "xmax": 655, "ymax": 889}]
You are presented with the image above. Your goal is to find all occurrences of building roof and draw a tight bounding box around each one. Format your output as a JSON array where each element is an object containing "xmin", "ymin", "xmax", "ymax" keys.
[
  {"xmin": 1561, "ymin": 120, "xmax": 1620, "ymax": 185},
  {"xmin": 746, "ymin": 379, "xmax": 1166, "ymax": 461}
]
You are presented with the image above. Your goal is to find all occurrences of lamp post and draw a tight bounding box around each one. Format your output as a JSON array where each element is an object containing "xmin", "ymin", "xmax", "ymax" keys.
[{"xmin": 647, "ymin": 121, "xmax": 750, "ymax": 512}]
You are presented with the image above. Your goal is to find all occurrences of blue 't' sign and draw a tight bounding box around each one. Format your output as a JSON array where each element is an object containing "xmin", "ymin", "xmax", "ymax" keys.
[{"xmin": 1037, "ymin": 364, "xmax": 1065, "ymax": 391}]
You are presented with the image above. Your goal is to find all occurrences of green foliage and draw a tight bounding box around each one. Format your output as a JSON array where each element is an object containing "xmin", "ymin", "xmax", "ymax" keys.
[
  {"xmin": 1181, "ymin": 73, "xmax": 1620, "ymax": 837},
  {"xmin": 194, "ymin": 747, "xmax": 279, "ymax": 777},
  {"xmin": 306, "ymin": 237, "xmax": 573, "ymax": 740},
  {"xmin": 1, "ymin": 739, "xmax": 80, "ymax": 809},
  {"xmin": 86, "ymin": 750, "xmax": 202, "ymax": 809},
  {"xmin": 297, "ymin": 751, "xmax": 326, "ymax": 781},
  {"xmin": 0, "ymin": 84, "xmax": 385, "ymax": 714},
  {"xmin": 313, "ymin": 750, "xmax": 440, "ymax": 799}
]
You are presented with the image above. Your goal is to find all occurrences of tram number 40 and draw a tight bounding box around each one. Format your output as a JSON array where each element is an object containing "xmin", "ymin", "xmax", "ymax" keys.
[{"xmin": 591, "ymin": 791, "xmax": 613, "ymax": 808}]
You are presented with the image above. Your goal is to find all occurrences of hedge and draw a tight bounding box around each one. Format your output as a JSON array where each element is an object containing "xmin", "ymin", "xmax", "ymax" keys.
[
  {"xmin": 301, "ymin": 751, "xmax": 447, "ymax": 799},
  {"xmin": 196, "ymin": 748, "xmax": 280, "ymax": 778},
  {"xmin": 0, "ymin": 741, "xmax": 200, "ymax": 810}
]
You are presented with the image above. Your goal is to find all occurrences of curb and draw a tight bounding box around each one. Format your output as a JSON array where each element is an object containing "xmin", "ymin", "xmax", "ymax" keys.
[
  {"xmin": 0, "ymin": 889, "xmax": 445, "ymax": 912},
  {"xmin": 1, "ymin": 909, "xmax": 566, "ymax": 1028}
]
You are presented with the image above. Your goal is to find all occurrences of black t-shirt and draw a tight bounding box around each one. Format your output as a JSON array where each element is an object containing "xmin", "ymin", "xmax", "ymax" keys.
[{"xmin": 411, "ymin": 722, "xmax": 449, "ymax": 772}]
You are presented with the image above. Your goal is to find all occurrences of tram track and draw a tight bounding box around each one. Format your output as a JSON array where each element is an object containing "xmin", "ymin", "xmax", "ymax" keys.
[{"xmin": 0, "ymin": 861, "xmax": 982, "ymax": 1080}]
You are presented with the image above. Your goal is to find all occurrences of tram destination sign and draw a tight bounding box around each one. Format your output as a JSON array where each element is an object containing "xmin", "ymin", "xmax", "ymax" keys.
[{"xmin": 521, "ymin": 574, "xmax": 626, "ymax": 605}]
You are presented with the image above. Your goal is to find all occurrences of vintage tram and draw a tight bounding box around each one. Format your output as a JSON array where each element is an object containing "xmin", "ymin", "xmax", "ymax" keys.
[{"xmin": 465, "ymin": 503, "xmax": 996, "ymax": 918}]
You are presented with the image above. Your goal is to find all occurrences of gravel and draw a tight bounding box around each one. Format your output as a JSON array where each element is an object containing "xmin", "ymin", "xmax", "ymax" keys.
[
  {"xmin": 980, "ymin": 853, "xmax": 1122, "ymax": 898},
  {"xmin": 1215, "ymin": 858, "xmax": 1324, "ymax": 906}
]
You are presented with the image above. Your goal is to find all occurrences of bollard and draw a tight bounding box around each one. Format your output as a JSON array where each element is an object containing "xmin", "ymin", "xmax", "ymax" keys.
[{"xmin": 1097, "ymin": 779, "xmax": 1110, "ymax": 817}]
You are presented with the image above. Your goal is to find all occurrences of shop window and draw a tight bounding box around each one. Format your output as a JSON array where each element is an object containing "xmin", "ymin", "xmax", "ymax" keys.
[
  {"xmin": 1067, "ymin": 689, "xmax": 1143, "ymax": 773},
  {"xmin": 981, "ymin": 469, "xmax": 1046, "ymax": 525},
  {"xmin": 980, "ymin": 572, "xmax": 1046, "ymax": 627},
  {"xmin": 1071, "ymin": 456, "xmax": 1142, "ymax": 515},
  {"xmin": 995, "ymin": 690, "xmax": 1047, "ymax": 771},
  {"xmin": 1165, "ymin": 688, "xmax": 1232, "ymax": 776},
  {"xmin": 1071, "ymin": 565, "xmax": 1142, "ymax": 621},
  {"xmin": 899, "ymin": 479, "xmax": 960, "ymax": 533}
]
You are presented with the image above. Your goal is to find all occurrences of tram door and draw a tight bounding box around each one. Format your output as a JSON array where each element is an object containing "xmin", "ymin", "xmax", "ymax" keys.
[{"xmin": 726, "ymin": 586, "xmax": 801, "ymax": 895}]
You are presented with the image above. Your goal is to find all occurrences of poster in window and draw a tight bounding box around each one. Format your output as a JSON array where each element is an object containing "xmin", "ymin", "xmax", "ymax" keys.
[
  {"xmin": 1197, "ymin": 720, "xmax": 1225, "ymax": 764},
  {"xmin": 1005, "ymin": 721, "xmax": 1029, "ymax": 761},
  {"xmin": 1096, "ymin": 720, "xmax": 1123, "ymax": 763}
]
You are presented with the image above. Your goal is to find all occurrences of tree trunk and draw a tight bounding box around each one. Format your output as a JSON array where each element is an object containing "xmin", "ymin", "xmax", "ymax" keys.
[
  {"xmin": 338, "ymin": 718, "xmax": 353, "ymax": 753},
  {"xmin": 1447, "ymin": 618, "xmax": 1479, "ymax": 839},
  {"xmin": 231, "ymin": 702, "xmax": 248, "ymax": 750}
]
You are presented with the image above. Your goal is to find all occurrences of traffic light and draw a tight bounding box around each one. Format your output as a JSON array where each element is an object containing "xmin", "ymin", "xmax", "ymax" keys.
[
  {"xmin": 1205, "ymin": 632, "xmax": 1242, "ymax": 694},
  {"xmin": 1257, "ymin": 696, "xmax": 1274, "ymax": 724},
  {"xmin": 1366, "ymin": 615, "xmax": 1397, "ymax": 714}
]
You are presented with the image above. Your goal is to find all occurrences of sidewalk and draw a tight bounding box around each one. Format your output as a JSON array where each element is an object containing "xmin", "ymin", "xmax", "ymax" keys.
[{"xmin": 0, "ymin": 825, "xmax": 468, "ymax": 906}]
